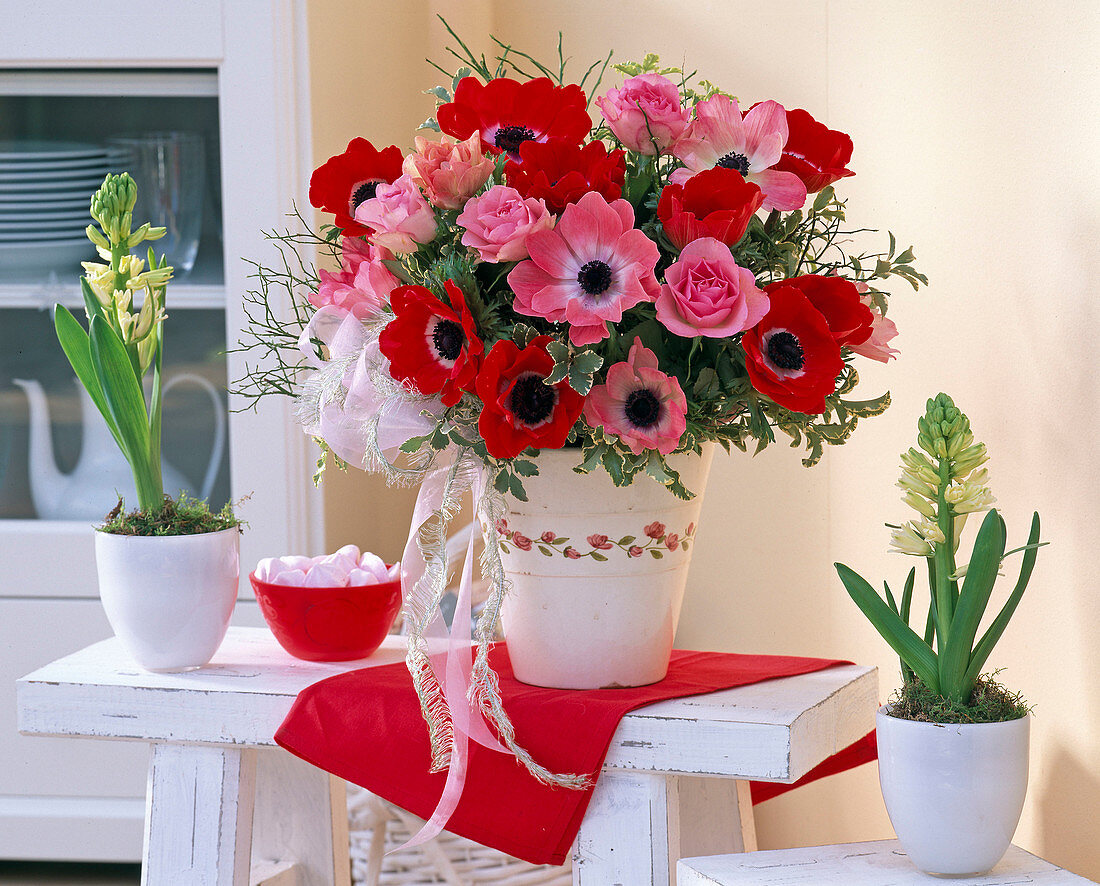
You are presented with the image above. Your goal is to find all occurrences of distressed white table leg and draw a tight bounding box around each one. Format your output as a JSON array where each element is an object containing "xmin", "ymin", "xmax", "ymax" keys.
[
  {"xmin": 141, "ymin": 743, "xmax": 257, "ymax": 886},
  {"xmin": 573, "ymin": 772, "xmax": 758, "ymax": 886},
  {"xmin": 251, "ymin": 747, "xmax": 351, "ymax": 886}
]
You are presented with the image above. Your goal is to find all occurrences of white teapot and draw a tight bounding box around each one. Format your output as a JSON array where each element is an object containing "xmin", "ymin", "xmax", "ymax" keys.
[{"xmin": 13, "ymin": 374, "xmax": 225, "ymax": 521}]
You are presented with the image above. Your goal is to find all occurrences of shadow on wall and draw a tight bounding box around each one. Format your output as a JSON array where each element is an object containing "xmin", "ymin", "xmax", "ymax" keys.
[{"xmin": 1036, "ymin": 744, "xmax": 1100, "ymax": 878}]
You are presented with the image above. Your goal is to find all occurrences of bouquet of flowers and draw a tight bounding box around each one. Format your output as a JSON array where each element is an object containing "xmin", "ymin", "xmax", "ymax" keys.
[
  {"xmin": 238, "ymin": 27, "xmax": 925, "ymax": 797},
  {"xmin": 242, "ymin": 33, "xmax": 924, "ymax": 501}
]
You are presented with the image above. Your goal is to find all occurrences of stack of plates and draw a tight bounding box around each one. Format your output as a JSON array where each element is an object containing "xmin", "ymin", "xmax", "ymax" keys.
[{"xmin": 0, "ymin": 140, "xmax": 115, "ymax": 274}]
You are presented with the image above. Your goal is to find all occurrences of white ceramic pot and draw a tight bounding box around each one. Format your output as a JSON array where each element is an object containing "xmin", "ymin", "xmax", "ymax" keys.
[
  {"xmin": 498, "ymin": 445, "xmax": 714, "ymax": 689},
  {"xmin": 95, "ymin": 528, "xmax": 240, "ymax": 671},
  {"xmin": 876, "ymin": 705, "xmax": 1030, "ymax": 877}
]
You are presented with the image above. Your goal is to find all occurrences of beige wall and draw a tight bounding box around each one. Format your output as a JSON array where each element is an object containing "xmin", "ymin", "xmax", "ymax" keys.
[{"xmin": 307, "ymin": 1, "xmax": 1100, "ymax": 876}]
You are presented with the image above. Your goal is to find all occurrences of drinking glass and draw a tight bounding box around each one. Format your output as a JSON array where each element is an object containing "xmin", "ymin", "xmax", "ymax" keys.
[{"xmin": 108, "ymin": 132, "xmax": 205, "ymax": 277}]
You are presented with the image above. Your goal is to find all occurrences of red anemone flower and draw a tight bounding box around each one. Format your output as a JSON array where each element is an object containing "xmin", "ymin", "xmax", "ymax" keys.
[
  {"xmin": 437, "ymin": 77, "xmax": 591, "ymax": 160},
  {"xmin": 378, "ymin": 281, "xmax": 483, "ymax": 406},
  {"xmin": 475, "ymin": 336, "xmax": 585, "ymax": 459},
  {"xmin": 657, "ymin": 167, "xmax": 764, "ymax": 250},
  {"xmin": 741, "ymin": 286, "xmax": 844, "ymax": 415},
  {"xmin": 772, "ymin": 108, "xmax": 855, "ymax": 193},
  {"xmin": 309, "ymin": 138, "xmax": 404, "ymax": 236},
  {"xmin": 764, "ymin": 274, "xmax": 874, "ymax": 349},
  {"xmin": 505, "ymin": 138, "xmax": 626, "ymax": 215}
]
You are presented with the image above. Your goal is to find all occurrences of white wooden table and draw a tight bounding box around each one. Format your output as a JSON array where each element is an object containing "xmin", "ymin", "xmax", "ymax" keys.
[
  {"xmin": 17, "ymin": 627, "xmax": 877, "ymax": 886},
  {"xmin": 677, "ymin": 840, "xmax": 1098, "ymax": 884}
]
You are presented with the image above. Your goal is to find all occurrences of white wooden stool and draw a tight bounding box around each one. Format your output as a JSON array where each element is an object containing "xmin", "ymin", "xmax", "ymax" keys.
[
  {"xmin": 18, "ymin": 628, "xmax": 877, "ymax": 886},
  {"xmin": 677, "ymin": 840, "xmax": 1097, "ymax": 885}
]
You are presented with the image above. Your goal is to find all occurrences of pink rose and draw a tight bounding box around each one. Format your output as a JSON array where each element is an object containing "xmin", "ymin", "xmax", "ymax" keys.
[
  {"xmin": 564, "ymin": 546, "xmax": 582, "ymax": 559},
  {"xmin": 457, "ymin": 185, "xmax": 553, "ymax": 262},
  {"xmin": 495, "ymin": 518, "xmax": 508, "ymax": 534},
  {"xmin": 596, "ymin": 74, "xmax": 692, "ymax": 156},
  {"xmin": 628, "ymin": 545, "xmax": 644, "ymax": 558},
  {"xmin": 309, "ymin": 238, "xmax": 398, "ymax": 319},
  {"xmin": 665, "ymin": 533, "xmax": 680, "ymax": 551},
  {"xmin": 644, "ymin": 521, "xmax": 666, "ymax": 539},
  {"xmin": 686, "ymin": 522, "xmax": 696, "ymax": 536},
  {"xmin": 540, "ymin": 531, "xmax": 556, "ymax": 543},
  {"xmin": 656, "ymin": 237, "xmax": 769, "ymax": 338},
  {"xmin": 848, "ymin": 285, "xmax": 900, "ymax": 363},
  {"xmin": 402, "ymin": 133, "xmax": 494, "ymax": 210},
  {"xmin": 355, "ymin": 174, "xmax": 437, "ymax": 253},
  {"xmin": 512, "ymin": 532, "xmax": 533, "ymax": 551},
  {"xmin": 587, "ymin": 534, "xmax": 613, "ymax": 550}
]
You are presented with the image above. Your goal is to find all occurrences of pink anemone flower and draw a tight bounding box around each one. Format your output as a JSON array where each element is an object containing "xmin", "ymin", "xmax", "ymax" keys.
[
  {"xmin": 672, "ymin": 95, "xmax": 807, "ymax": 212},
  {"xmin": 583, "ymin": 338, "xmax": 687, "ymax": 455},
  {"xmin": 507, "ymin": 192, "xmax": 660, "ymax": 346}
]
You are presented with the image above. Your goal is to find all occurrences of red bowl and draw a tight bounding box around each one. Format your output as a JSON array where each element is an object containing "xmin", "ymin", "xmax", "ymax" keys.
[{"xmin": 250, "ymin": 570, "xmax": 402, "ymax": 662}]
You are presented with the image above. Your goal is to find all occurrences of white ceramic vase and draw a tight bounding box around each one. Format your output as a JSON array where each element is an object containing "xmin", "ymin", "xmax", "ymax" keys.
[
  {"xmin": 498, "ymin": 445, "xmax": 714, "ymax": 689},
  {"xmin": 876, "ymin": 705, "xmax": 1030, "ymax": 877},
  {"xmin": 95, "ymin": 528, "xmax": 240, "ymax": 671}
]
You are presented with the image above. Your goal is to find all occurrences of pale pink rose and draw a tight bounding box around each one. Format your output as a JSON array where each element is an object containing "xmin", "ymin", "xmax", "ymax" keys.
[
  {"xmin": 644, "ymin": 521, "xmax": 666, "ymax": 539},
  {"xmin": 587, "ymin": 534, "xmax": 613, "ymax": 550},
  {"xmin": 656, "ymin": 237, "xmax": 769, "ymax": 338},
  {"xmin": 665, "ymin": 533, "xmax": 680, "ymax": 551},
  {"xmin": 596, "ymin": 74, "xmax": 692, "ymax": 156},
  {"xmin": 564, "ymin": 546, "xmax": 582, "ymax": 559},
  {"xmin": 402, "ymin": 133, "xmax": 494, "ymax": 210},
  {"xmin": 309, "ymin": 237, "xmax": 398, "ymax": 319},
  {"xmin": 540, "ymin": 531, "xmax": 556, "ymax": 543},
  {"xmin": 848, "ymin": 286, "xmax": 900, "ymax": 363},
  {"xmin": 628, "ymin": 545, "xmax": 644, "ymax": 558},
  {"xmin": 456, "ymin": 186, "xmax": 553, "ymax": 262},
  {"xmin": 512, "ymin": 532, "xmax": 533, "ymax": 552},
  {"xmin": 355, "ymin": 174, "xmax": 437, "ymax": 253}
]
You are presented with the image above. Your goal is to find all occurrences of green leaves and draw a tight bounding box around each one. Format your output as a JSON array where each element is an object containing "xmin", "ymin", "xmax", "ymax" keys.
[
  {"xmin": 939, "ymin": 509, "xmax": 1006, "ymax": 702},
  {"xmin": 963, "ymin": 512, "xmax": 1042, "ymax": 689},
  {"xmin": 87, "ymin": 315, "xmax": 161, "ymax": 509},
  {"xmin": 544, "ymin": 340, "xmax": 604, "ymax": 395},
  {"xmin": 836, "ymin": 562, "xmax": 940, "ymax": 693},
  {"xmin": 54, "ymin": 306, "xmax": 123, "ymax": 451}
]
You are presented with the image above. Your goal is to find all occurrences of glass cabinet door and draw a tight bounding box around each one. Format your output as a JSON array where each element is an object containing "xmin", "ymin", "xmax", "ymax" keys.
[{"xmin": 0, "ymin": 70, "xmax": 233, "ymax": 597}]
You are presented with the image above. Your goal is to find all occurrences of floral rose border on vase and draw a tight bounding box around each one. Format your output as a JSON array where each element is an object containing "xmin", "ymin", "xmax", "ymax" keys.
[{"xmin": 497, "ymin": 518, "xmax": 695, "ymax": 560}]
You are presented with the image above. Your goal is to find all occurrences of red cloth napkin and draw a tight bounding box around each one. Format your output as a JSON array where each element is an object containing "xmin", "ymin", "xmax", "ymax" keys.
[{"xmin": 275, "ymin": 644, "xmax": 876, "ymax": 866}]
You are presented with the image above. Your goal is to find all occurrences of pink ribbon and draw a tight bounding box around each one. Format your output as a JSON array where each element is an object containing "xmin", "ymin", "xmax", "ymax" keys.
[
  {"xmin": 299, "ymin": 307, "xmax": 509, "ymax": 844},
  {"xmin": 393, "ymin": 464, "xmax": 508, "ymax": 852}
]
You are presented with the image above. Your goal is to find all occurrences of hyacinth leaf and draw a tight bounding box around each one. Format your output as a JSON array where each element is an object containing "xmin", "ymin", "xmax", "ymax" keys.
[
  {"xmin": 835, "ymin": 562, "xmax": 940, "ymax": 692},
  {"xmin": 900, "ymin": 567, "xmax": 916, "ymax": 625},
  {"xmin": 54, "ymin": 305, "xmax": 124, "ymax": 451},
  {"xmin": 939, "ymin": 508, "xmax": 1007, "ymax": 702},
  {"xmin": 79, "ymin": 277, "xmax": 106, "ymax": 324},
  {"xmin": 89, "ymin": 315, "xmax": 152, "ymax": 492},
  {"xmin": 883, "ymin": 579, "xmax": 899, "ymax": 614},
  {"xmin": 962, "ymin": 512, "xmax": 1042, "ymax": 689}
]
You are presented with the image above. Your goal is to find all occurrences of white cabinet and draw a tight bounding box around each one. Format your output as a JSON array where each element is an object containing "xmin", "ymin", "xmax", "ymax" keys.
[{"xmin": 0, "ymin": 0, "xmax": 321, "ymax": 861}]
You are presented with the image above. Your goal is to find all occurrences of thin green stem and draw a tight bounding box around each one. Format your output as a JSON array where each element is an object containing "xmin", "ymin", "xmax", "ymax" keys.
[{"xmin": 932, "ymin": 455, "xmax": 958, "ymax": 660}]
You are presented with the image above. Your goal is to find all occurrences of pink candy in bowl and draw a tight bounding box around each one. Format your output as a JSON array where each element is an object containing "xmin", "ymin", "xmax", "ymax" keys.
[{"xmin": 250, "ymin": 545, "xmax": 401, "ymax": 661}]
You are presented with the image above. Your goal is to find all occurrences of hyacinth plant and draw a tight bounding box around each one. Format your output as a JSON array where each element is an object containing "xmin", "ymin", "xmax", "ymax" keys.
[
  {"xmin": 236, "ymin": 27, "xmax": 927, "ymax": 501},
  {"xmin": 835, "ymin": 394, "xmax": 1044, "ymax": 718},
  {"xmin": 54, "ymin": 174, "xmax": 238, "ymax": 534}
]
